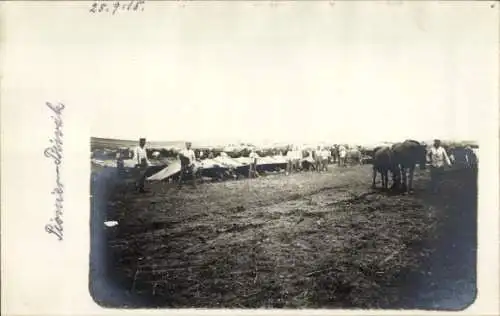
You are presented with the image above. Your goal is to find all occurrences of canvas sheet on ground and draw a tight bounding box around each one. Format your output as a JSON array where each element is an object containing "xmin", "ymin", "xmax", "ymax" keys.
[
  {"xmin": 145, "ymin": 157, "xmax": 290, "ymax": 181},
  {"xmin": 1, "ymin": 2, "xmax": 499, "ymax": 316}
]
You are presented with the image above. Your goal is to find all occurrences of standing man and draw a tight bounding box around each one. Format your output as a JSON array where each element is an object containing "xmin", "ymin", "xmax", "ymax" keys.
[
  {"xmin": 338, "ymin": 145, "xmax": 347, "ymax": 167},
  {"xmin": 321, "ymin": 146, "xmax": 330, "ymax": 171},
  {"xmin": 179, "ymin": 142, "xmax": 197, "ymax": 187},
  {"xmin": 427, "ymin": 139, "xmax": 452, "ymax": 193},
  {"xmin": 249, "ymin": 149, "xmax": 259, "ymax": 178},
  {"xmin": 286, "ymin": 145, "xmax": 296, "ymax": 175},
  {"xmin": 134, "ymin": 138, "xmax": 151, "ymax": 193},
  {"xmin": 116, "ymin": 151, "xmax": 126, "ymax": 177}
]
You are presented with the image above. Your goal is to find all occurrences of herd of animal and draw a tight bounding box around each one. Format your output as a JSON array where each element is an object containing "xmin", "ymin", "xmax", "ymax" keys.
[
  {"xmin": 371, "ymin": 140, "xmax": 428, "ymax": 194},
  {"xmin": 370, "ymin": 140, "xmax": 477, "ymax": 194}
]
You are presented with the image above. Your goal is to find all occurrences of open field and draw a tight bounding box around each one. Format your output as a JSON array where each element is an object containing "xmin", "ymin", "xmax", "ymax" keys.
[{"xmin": 91, "ymin": 163, "xmax": 477, "ymax": 309}]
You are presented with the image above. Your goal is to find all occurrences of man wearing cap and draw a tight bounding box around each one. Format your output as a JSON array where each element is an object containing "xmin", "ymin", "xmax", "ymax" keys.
[
  {"xmin": 179, "ymin": 142, "xmax": 197, "ymax": 187},
  {"xmin": 133, "ymin": 138, "xmax": 151, "ymax": 193},
  {"xmin": 427, "ymin": 139, "xmax": 452, "ymax": 193},
  {"xmin": 248, "ymin": 149, "xmax": 259, "ymax": 178}
]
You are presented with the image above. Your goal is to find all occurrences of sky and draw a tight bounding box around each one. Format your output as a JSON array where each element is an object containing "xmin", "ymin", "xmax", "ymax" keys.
[{"xmin": 2, "ymin": 1, "xmax": 498, "ymax": 145}]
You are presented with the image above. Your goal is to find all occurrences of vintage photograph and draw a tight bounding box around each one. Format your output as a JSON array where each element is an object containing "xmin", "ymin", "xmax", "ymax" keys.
[
  {"xmin": 90, "ymin": 138, "xmax": 478, "ymax": 309},
  {"xmin": 88, "ymin": 2, "xmax": 484, "ymax": 310}
]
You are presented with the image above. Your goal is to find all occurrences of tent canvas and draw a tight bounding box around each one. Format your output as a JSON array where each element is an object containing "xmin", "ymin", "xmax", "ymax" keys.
[
  {"xmin": 257, "ymin": 156, "xmax": 280, "ymax": 165},
  {"xmin": 198, "ymin": 158, "xmax": 225, "ymax": 169},
  {"xmin": 147, "ymin": 158, "xmax": 234, "ymax": 181},
  {"xmin": 147, "ymin": 160, "xmax": 182, "ymax": 181},
  {"xmin": 271, "ymin": 155, "xmax": 288, "ymax": 164},
  {"xmin": 213, "ymin": 156, "xmax": 245, "ymax": 168},
  {"xmin": 234, "ymin": 157, "xmax": 252, "ymax": 165}
]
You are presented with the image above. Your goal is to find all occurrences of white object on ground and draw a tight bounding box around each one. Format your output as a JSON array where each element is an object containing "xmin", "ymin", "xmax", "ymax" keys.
[{"xmin": 104, "ymin": 221, "xmax": 119, "ymax": 227}]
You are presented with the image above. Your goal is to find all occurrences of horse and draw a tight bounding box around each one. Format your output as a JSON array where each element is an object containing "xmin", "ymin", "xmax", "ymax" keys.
[
  {"xmin": 391, "ymin": 140, "xmax": 427, "ymax": 193},
  {"xmin": 371, "ymin": 146, "xmax": 398, "ymax": 190}
]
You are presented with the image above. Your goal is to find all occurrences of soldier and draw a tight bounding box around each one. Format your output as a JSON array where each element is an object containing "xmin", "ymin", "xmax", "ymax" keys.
[{"xmin": 133, "ymin": 138, "xmax": 151, "ymax": 193}]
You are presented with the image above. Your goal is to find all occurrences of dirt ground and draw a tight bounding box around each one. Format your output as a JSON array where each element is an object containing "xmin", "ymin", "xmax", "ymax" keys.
[{"xmin": 91, "ymin": 163, "xmax": 477, "ymax": 309}]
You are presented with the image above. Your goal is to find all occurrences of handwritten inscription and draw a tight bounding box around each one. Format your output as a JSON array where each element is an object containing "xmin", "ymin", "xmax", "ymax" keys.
[
  {"xmin": 44, "ymin": 102, "xmax": 65, "ymax": 241},
  {"xmin": 90, "ymin": 0, "xmax": 145, "ymax": 14}
]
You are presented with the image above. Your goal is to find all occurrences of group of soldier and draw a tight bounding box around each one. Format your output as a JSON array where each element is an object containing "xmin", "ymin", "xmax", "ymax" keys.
[{"xmin": 127, "ymin": 138, "xmax": 355, "ymax": 192}]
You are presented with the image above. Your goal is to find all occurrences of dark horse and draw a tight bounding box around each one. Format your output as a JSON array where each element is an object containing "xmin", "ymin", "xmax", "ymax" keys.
[
  {"xmin": 391, "ymin": 140, "xmax": 427, "ymax": 193},
  {"xmin": 371, "ymin": 146, "xmax": 398, "ymax": 190}
]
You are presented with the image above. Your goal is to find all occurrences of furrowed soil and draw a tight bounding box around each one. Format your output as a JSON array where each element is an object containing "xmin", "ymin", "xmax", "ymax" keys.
[{"xmin": 90, "ymin": 164, "xmax": 477, "ymax": 309}]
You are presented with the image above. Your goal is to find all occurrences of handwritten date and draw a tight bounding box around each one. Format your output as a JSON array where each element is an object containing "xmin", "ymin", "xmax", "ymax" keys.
[{"xmin": 90, "ymin": 0, "xmax": 145, "ymax": 14}]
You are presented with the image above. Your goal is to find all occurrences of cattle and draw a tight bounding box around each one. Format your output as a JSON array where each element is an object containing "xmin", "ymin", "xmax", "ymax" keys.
[{"xmin": 391, "ymin": 140, "xmax": 427, "ymax": 193}]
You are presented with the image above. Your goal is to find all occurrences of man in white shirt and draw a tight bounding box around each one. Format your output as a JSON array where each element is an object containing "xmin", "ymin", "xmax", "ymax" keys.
[
  {"xmin": 320, "ymin": 147, "xmax": 330, "ymax": 171},
  {"xmin": 338, "ymin": 145, "xmax": 347, "ymax": 167},
  {"xmin": 249, "ymin": 149, "xmax": 259, "ymax": 178},
  {"xmin": 134, "ymin": 138, "xmax": 151, "ymax": 167},
  {"xmin": 178, "ymin": 142, "xmax": 197, "ymax": 187},
  {"xmin": 134, "ymin": 138, "xmax": 151, "ymax": 193},
  {"xmin": 179, "ymin": 142, "xmax": 196, "ymax": 166},
  {"xmin": 427, "ymin": 139, "xmax": 452, "ymax": 193}
]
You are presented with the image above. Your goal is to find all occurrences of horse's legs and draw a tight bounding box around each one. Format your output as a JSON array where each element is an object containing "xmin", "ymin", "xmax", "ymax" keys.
[
  {"xmin": 372, "ymin": 167, "xmax": 377, "ymax": 188},
  {"xmin": 401, "ymin": 167, "xmax": 408, "ymax": 192},
  {"xmin": 383, "ymin": 170, "xmax": 388, "ymax": 189},
  {"xmin": 409, "ymin": 165, "xmax": 415, "ymax": 192},
  {"xmin": 390, "ymin": 167, "xmax": 399, "ymax": 190}
]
